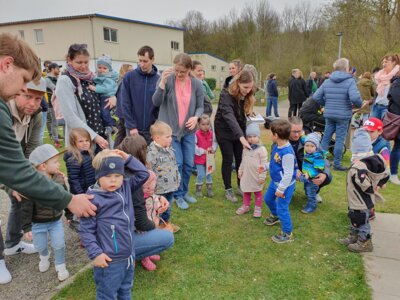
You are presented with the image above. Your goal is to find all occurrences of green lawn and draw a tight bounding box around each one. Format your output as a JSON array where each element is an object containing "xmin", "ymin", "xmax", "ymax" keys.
[{"xmin": 51, "ymin": 129, "xmax": 399, "ymax": 300}]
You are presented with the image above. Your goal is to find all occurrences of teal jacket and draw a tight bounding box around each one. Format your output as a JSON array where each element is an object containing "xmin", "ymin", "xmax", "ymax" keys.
[{"xmin": 93, "ymin": 70, "xmax": 119, "ymax": 97}]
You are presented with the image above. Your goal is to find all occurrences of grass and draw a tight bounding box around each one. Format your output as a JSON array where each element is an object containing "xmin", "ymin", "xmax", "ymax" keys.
[{"xmin": 51, "ymin": 127, "xmax": 399, "ymax": 300}]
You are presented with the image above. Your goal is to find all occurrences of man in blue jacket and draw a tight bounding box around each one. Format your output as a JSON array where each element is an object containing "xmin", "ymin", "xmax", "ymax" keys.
[
  {"xmin": 118, "ymin": 46, "xmax": 160, "ymax": 144},
  {"xmin": 312, "ymin": 58, "xmax": 362, "ymax": 171}
]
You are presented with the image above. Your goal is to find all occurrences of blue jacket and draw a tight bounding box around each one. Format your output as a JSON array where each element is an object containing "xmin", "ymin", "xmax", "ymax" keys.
[
  {"xmin": 64, "ymin": 151, "xmax": 96, "ymax": 194},
  {"xmin": 93, "ymin": 70, "xmax": 119, "ymax": 97},
  {"xmin": 79, "ymin": 155, "xmax": 149, "ymax": 261},
  {"xmin": 267, "ymin": 79, "xmax": 279, "ymax": 97},
  {"xmin": 312, "ymin": 71, "xmax": 362, "ymax": 120},
  {"xmin": 119, "ymin": 65, "xmax": 160, "ymax": 132}
]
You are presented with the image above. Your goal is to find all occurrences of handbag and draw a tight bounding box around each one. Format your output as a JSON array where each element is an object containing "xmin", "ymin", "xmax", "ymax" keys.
[{"xmin": 382, "ymin": 111, "xmax": 400, "ymax": 140}]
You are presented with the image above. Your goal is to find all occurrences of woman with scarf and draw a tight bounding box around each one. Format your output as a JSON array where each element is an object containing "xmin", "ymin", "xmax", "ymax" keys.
[
  {"xmin": 371, "ymin": 54, "xmax": 400, "ymax": 120},
  {"xmin": 56, "ymin": 44, "xmax": 110, "ymax": 149}
]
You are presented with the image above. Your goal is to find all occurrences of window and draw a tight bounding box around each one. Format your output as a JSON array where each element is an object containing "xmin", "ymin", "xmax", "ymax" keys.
[
  {"xmin": 18, "ymin": 30, "xmax": 25, "ymax": 40},
  {"xmin": 103, "ymin": 27, "xmax": 118, "ymax": 42},
  {"xmin": 221, "ymin": 66, "xmax": 225, "ymax": 72},
  {"xmin": 34, "ymin": 29, "xmax": 44, "ymax": 43},
  {"xmin": 211, "ymin": 65, "xmax": 216, "ymax": 71},
  {"xmin": 171, "ymin": 41, "xmax": 179, "ymax": 50}
]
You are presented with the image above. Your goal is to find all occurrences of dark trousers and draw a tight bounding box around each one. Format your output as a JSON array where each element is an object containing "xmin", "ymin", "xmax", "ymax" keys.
[
  {"xmin": 0, "ymin": 195, "xmax": 23, "ymax": 259},
  {"xmin": 114, "ymin": 119, "xmax": 127, "ymax": 148},
  {"xmin": 100, "ymin": 95, "xmax": 116, "ymax": 128},
  {"xmin": 288, "ymin": 103, "xmax": 302, "ymax": 117},
  {"xmin": 217, "ymin": 138, "xmax": 243, "ymax": 190}
]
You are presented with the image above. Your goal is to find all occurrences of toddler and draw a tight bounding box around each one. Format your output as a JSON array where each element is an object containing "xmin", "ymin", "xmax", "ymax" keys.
[
  {"xmin": 194, "ymin": 114, "xmax": 217, "ymax": 198},
  {"xmin": 236, "ymin": 123, "xmax": 268, "ymax": 218}
]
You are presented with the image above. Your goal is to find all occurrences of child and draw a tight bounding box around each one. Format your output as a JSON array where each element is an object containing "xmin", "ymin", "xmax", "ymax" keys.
[
  {"xmin": 236, "ymin": 123, "xmax": 268, "ymax": 218},
  {"xmin": 339, "ymin": 129, "xmax": 389, "ymax": 252},
  {"xmin": 24, "ymin": 144, "xmax": 70, "ymax": 281},
  {"xmin": 147, "ymin": 121, "xmax": 181, "ymax": 228},
  {"xmin": 79, "ymin": 149, "xmax": 149, "ymax": 299},
  {"xmin": 363, "ymin": 118, "xmax": 391, "ymax": 167},
  {"xmin": 89, "ymin": 54, "xmax": 118, "ymax": 135},
  {"xmin": 263, "ymin": 119, "xmax": 297, "ymax": 243},
  {"xmin": 63, "ymin": 128, "xmax": 96, "ymax": 231},
  {"xmin": 299, "ymin": 132, "xmax": 326, "ymax": 214},
  {"xmin": 194, "ymin": 114, "xmax": 218, "ymax": 198}
]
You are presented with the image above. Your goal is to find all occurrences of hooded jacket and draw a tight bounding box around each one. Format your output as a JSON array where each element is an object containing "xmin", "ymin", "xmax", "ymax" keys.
[
  {"xmin": 64, "ymin": 151, "xmax": 96, "ymax": 194},
  {"xmin": 267, "ymin": 79, "xmax": 279, "ymax": 97},
  {"xmin": 288, "ymin": 77, "xmax": 308, "ymax": 104}
]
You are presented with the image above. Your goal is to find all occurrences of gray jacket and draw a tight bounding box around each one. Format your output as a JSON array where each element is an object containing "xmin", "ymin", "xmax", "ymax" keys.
[{"xmin": 152, "ymin": 74, "xmax": 204, "ymax": 141}]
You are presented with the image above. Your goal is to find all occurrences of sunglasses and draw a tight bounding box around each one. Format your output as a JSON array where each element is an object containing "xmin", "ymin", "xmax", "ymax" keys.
[{"xmin": 70, "ymin": 43, "xmax": 88, "ymax": 51}]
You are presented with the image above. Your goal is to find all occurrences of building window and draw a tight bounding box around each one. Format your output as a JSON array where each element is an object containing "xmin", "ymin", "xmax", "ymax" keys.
[
  {"xmin": 211, "ymin": 65, "xmax": 216, "ymax": 71},
  {"xmin": 171, "ymin": 41, "xmax": 179, "ymax": 50},
  {"xmin": 18, "ymin": 30, "xmax": 25, "ymax": 40},
  {"xmin": 221, "ymin": 66, "xmax": 225, "ymax": 72},
  {"xmin": 103, "ymin": 27, "xmax": 118, "ymax": 42},
  {"xmin": 34, "ymin": 29, "xmax": 44, "ymax": 43}
]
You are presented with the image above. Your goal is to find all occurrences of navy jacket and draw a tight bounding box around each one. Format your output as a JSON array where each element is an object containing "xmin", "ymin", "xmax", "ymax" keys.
[
  {"xmin": 267, "ymin": 79, "xmax": 279, "ymax": 97},
  {"xmin": 64, "ymin": 151, "xmax": 96, "ymax": 194},
  {"xmin": 119, "ymin": 65, "xmax": 160, "ymax": 132},
  {"xmin": 388, "ymin": 76, "xmax": 400, "ymax": 115},
  {"xmin": 79, "ymin": 155, "xmax": 149, "ymax": 261}
]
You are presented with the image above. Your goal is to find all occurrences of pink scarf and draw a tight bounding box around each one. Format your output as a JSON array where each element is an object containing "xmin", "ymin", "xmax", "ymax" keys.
[
  {"xmin": 66, "ymin": 63, "xmax": 95, "ymax": 96},
  {"xmin": 375, "ymin": 65, "xmax": 400, "ymax": 96}
]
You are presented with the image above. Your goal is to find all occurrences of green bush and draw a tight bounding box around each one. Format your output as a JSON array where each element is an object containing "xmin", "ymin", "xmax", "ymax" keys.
[{"xmin": 205, "ymin": 77, "xmax": 216, "ymax": 90}]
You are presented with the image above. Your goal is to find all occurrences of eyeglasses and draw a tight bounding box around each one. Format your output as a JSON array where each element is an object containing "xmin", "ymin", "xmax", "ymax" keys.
[{"xmin": 70, "ymin": 43, "xmax": 88, "ymax": 51}]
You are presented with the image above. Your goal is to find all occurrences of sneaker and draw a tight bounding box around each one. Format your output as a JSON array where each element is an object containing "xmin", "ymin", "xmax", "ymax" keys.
[
  {"xmin": 333, "ymin": 165, "xmax": 348, "ymax": 171},
  {"xmin": 175, "ymin": 198, "xmax": 189, "ymax": 210},
  {"xmin": 236, "ymin": 205, "xmax": 250, "ymax": 215},
  {"xmin": 141, "ymin": 257, "xmax": 156, "ymax": 271},
  {"xmin": 338, "ymin": 233, "xmax": 358, "ymax": 246},
  {"xmin": 253, "ymin": 206, "xmax": 262, "ymax": 218},
  {"xmin": 225, "ymin": 189, "xmax": 238, "ymax": 203},
  {"xmin": 55, "ymin": 263, "xmax": 70, "ymax": 281},
  {"xmin": 184, "ymin": 194, "xmax": 197, "ymax": 204},
  {"xmin": 4, "ymin": 241, "xmax": 37, "ymax": 256},
  {"xmin": 390, "ymin": 175, "xmax": 400, "ymax": 185},
  {"xmin": 316, "ymin": 194, "xmax": 323, "ymax": 203},
  {"xmin": 348, "ymin": 239, "xmax": 373, "ymax": 253},
  {"xmin": 0, "ymin": 260, "xmax": 12, "ymax": 284},
  {"xmin": 301, "ymin": 205, "xmax": 316, "ymax": 214},
  {"xmin": 263, "ymin": 215, "xmax": 280, "ymax": 226},
  {"xmin": 39, "ymin": 253, "xmax": 50, "ymax": 272},
  {"xmin": 271, "ymin": 232, "xmax": 294, "ymax": 244},
  {"xmin": 149, "ymin": 255, "xmax": 161, "ymax": 261}
]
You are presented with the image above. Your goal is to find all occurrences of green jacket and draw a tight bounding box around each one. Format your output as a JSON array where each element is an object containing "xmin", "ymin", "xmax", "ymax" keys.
[{"xmin": 0, "ymin": 98, "xmax": 72, "ymax": 210}]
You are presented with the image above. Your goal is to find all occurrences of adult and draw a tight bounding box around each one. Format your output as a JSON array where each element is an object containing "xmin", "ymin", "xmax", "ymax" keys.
[
  {"xmin": 223, "ymin": 59, "xmax": 242, "ymax": 89},
  {"xmin": 56, "ymin": 43, "xmax": 108, "ymax": 149},
  {"xmin": 288, "ymin": 69, "xmax": 308, "ymax": 117},
  {"xmin": 118, "ymin": 64, "xmax": 133, "ymax": 82},
  {"xmin": 306, "ymin": 71, "xmax": 318, "ymax": 96},
  {"xmin": 318, "ymin": 71, "xmax": 330, "ymax": 87},
  {"xmin": 266, "ymin": 73, "xmax": 279, "ymax": 118},
  {"xmin": 387, "ymin": 72, "xmax": 400, "ymax": 185},
  {"xmin": 119, "ymin": 46, "xmax": 160, "ymax": 145},
  {"xmin": 371, "ymin": 54, "xmax": 400, "ymax": 120},
  {"xmin": 45, "ymin": 62, "xmax": 62, "ymax": 147},
  {"xmin": 152, "ymin": 53, "xmax": 204, "ymax": 209},
  {"xmin": 214, "ymin": 70, "xmax": 255, "ymax": 202},
  {"xmin": 312, "ymin": 58, "xmax": 362, "ymax": 171},
  {"xmin": 355, "ymin": 72, "xmax": 375, "ymax": 127},
  {"xmin": 191, "ymin": 60, "xmax": 213, "ymax": 116}
]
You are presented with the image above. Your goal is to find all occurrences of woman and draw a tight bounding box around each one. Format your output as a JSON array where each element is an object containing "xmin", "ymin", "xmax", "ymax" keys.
[
  {"xmin": 152, "ymin": 53, "xmax": 204, "ymax": 209},
  {"xmin": 266, "ymin": 73, "xmax": 279, "ymax": 118},
  {"xmin": 223, "ymin": 59, "xmax": 243, "ymax": 89},
  {"xmin": 288, "ymin": 69, "xmax": 308, "ymax": 117},
  {"xmin": 214, "ymin": 70, "xmax": 255, "ymax": 202},
  {"xmin": 387, "ymin": 72, "xmax": 400, "ymax": 185},
  {"xmin": 354, "ymin": 72, "xmax": 375, "ymax": 127},
  {"xmin": 371, "ymin": 54, "xmax": 400, "ymax": 120},
  {"xmin": 192, "ymin": 60, "xmax": 214, "ymax": 116},
  {"xmin": 56, "ymin": 44, "xmax": 109, "ymax": 149}
]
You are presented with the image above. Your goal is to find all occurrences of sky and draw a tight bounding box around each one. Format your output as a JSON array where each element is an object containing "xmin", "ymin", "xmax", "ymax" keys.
[{"xmin": 0, "ymin": 0, "xmax": 329, "ymax": 25}]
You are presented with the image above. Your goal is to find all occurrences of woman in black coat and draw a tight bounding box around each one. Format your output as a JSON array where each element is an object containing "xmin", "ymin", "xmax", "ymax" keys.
[
  {"xmin": 387, "ymin": 75, "xmax": 400, "ymax": 185},
  {"xmin": 288, "ymin": 69, "xmax": 309, "ymax": 117}
]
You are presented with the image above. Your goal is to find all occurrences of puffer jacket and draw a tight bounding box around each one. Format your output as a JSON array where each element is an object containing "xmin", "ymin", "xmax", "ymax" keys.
[
  {"xmin": 64, "ymin": 151, "xmax": 95, "ymax": 194},
  {"xmin": 313, "ymin": 71, "xmax": 362, "ymax": 120}
]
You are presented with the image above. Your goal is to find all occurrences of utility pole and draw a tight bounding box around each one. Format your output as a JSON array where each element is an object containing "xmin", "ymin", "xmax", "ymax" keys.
[{"xmin": 336, "ymin": 32, "xmax": 343, "ymax": 59}]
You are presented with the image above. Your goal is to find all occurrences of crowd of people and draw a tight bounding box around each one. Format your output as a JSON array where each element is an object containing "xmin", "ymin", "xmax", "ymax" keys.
[{"xmin": 0, "ymin": 32, "xmax": 399, "ymax": 298}]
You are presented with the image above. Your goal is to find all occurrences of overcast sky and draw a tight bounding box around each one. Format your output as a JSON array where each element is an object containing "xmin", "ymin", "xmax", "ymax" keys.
[{"xmin": 0, "ymin": 0, "xmax": 330, "ymax": 25}]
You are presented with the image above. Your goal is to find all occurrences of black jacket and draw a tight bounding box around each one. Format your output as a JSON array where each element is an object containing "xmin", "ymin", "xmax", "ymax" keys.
[
  {"xmin": 388, "ymin": 76, "xmax": 400, "ymax": 115},
  {"xmin": 299, "ymin": 98, "xmax": 325, "ymax": 128},
  {"xmin": 64, "ymin": 151, "xmax": 96, "ymax": 194},
  {"xmin": 132, "ymin": 188, "xmax": 155, "ymax": 232},
  {"xmin": 288, "ymin": 77, "xmax": 309, "ymax": 104}
]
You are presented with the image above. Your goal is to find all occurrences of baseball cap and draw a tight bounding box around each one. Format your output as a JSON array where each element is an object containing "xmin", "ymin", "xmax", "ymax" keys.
[
  {"xmin": 29, "ymin": 144, "xmax": 64, "ymax": 167},
  {"xmin": 363, "ymin": 118, "xmax": 383, "ymax": 131},
  {"xmin": 26, "ymin": 78, "xmax": 47, "ymax": 93},
  {"xmin": 48, "ymin": 63, "xmax": 62, "ymax": 71}
]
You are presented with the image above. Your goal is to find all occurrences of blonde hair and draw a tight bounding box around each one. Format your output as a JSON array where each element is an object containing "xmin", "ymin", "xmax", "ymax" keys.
[
  {"xmin": 67, "ymin": 128, "xmax": 94, "ymax": 163},
  {"xmin": 150, "ymin": 121, "xmax": 172, "ymax": 137},
  {"xmin": 118, "ymin": 64, "xmax": 132, "ymax": 81},
  {"xmin": 228, "ymin": 70, "xmax": 256, "ymax": 115}
]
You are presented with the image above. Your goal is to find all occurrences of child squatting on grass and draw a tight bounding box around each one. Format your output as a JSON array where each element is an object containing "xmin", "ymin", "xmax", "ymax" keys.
[
  {"xmin": 263, "ymin": 119, "xmax": 298, "ymax": 243},
  {"xmin": 339, "ymin": 128, "xmax": 389, "ymax": 253},
  {"xmin": 79, "ymin": 149, "xmax": 149, "ymax": 299}
]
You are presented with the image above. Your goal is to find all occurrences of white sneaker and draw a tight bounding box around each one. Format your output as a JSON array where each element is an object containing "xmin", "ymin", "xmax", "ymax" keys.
[
  {"xmin": 55, "ymin": 264, "xmax": 70, "ymax": 281},
  {"xmin": 316, "ymin": 194, "xmax": 323, "ymax": 203},
  {"xmin": 4, "ymin": 241, "xmax": 37, "ymax": 256},
  {"xmin": 39, "ymin": 254, "xmax": 50, "ymax": 272},
  {"xmin": 0, "ymin": 259, "xmax": 12, "ymax": 284},
  {"xmin": 390, "ymin": 175, "xmax": 400, "ymax": 185}
]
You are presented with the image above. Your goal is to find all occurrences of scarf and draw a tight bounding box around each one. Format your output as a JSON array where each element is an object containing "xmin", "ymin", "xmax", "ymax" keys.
[
  {"xmin": 66, "ymin": 63, "xmax": 95, "ymax": 97},
  {"xmin": 375, "ymin": 65, "xmax": 400, "ymax": 96}
]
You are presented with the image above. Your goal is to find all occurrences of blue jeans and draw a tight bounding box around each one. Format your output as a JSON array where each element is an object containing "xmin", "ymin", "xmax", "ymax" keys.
[
  {"xmin": 100, "ymin": 95, "xmax": 116, "ymax": 127},
  {"xmin": 301, "ymin": 177, "xmax": 319, "ymax": 210},
  {"xmin": 134, "ymin": 229, "xmax": 174, "ymax": 260},
  {"xmin": 321, "ymin": 117, "xmax": 349, "ymax": 167},
  {"xmin": 32, "ymin": 219, "xmax": 65, "ymax": 265},
  {"xmin": 370, "ymin": 104, "xmax": 388, "ymax": 120},
  {"xmin": 390, "ymin": 138, "xmax": 400, "ymax": 175},
  {"xmin": 160, "ymin": 192, "xmax": 174, "ymax": 222},
  {"xmin": 196, "ymin": 164, "xmax": 212, "ymax": 184},
  {"xmin": 264, "ymin": 181, "xmax": 296, "ymax": 234},
  {"xmin": 93, "ymin": 257, "xmax": 134, "ymax": 300},
  {"xmin": 172, "ymin": 133, "xmax": 195, "ymax": 199},
  {"xmin": 39, "ymin": 111, "xmax": 47, "ymax": 144},
  {"xmin": 266, "ymin": 96, "xmax": 279, "ymax": 117}
]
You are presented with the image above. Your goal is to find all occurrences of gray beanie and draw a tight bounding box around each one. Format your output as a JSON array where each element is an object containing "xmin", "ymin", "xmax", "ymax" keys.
[
  {"xmin": 305, "ymin": 132, "xmax": 320, "ymax": 149},
  {"xmin": 246, "ymin": 122, "xmax": 260, "ymax": 137},
  {"xmin": 351, "ymin": 128, "xmax": 372, "ymax": 154},
  {"xmin": 97, "ymin": 55, "xmax": 112, "ymax": 71}
]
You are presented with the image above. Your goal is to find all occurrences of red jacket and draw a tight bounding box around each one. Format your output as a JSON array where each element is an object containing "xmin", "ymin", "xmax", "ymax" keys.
[{"xmin": 194, "ymin": 129, "xmax": 213, "ymax": 165}]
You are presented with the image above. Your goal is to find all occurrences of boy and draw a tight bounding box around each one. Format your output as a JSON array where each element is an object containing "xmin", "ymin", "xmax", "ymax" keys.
[
  {"xmin": 263, "ymin": 120, "xmax": 298, "ymax": 243},
  {"xmin": 339, "ymin": 129, "xmax": 389, "ymax": 252},
  {"xmin": 363, "ymin": 117, "xmax": 391, "ymax": 167},
  {"xmin": 25, "ymin": 144, "xmax": 69, "ymax": 281},
  {"xmin": 79, "ymin": 149, "xmax": 149, "ymax": 299},
  {"xmin": 147, "ymin": 121, "xmax": 181, "ymax": 231}
]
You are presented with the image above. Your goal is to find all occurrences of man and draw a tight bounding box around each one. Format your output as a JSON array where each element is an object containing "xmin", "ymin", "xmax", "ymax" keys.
[
  {"xmin": 318, "ymin": 71, "xmax": 330, "ymax": 87},
  {"xmin": 45, "ymin": 63, "xmax": 61, "ymax": 147},
  {"xmin": 118, "ymin": 45, "xmax": 160, "ymax": 145}
]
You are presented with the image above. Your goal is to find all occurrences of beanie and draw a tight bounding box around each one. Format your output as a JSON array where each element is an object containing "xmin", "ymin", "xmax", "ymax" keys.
[
  {"xmin": 304, "ymin": 132, "xmax": 321, "ymax": 149},
  {"xmin": 95, "ymin": 156, "xmax": 125, "ymax": 180},
  {"xmin": 246, "ymin": 122, "xmax": 260, "ymax": 137},
  {"xmin": 97, "ymin": 55, "xmax": 112, "ymax": 71},
  {"xmin": 351, "ymin": 128, "xmax": 372, "ymax": 154}
]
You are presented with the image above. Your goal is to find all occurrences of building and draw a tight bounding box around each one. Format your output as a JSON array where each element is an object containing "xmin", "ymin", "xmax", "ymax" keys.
[
  {"xmin": 188, "ymin": 52, "xmax": 229, "ymax": 89},
  {"xmin": 0, "ymin": 13, "xmax": 184, "ymax": 71}
]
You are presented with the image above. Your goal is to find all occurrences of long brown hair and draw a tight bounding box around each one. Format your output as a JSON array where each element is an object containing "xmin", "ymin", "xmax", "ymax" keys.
[
  {"xmin": 383, "ymin": 53, "xmax": 400, "ymax": 65},
  {"xmin": 117, "ymin": 135, "xmax": 148, "ymax": 165},
  {"xmin": 67, "ymin": 128, "xmax": 94, "ymax": 163},
  {"xmin": 228, "ymin": 69, "xmax": 256, "ymax": 115}
]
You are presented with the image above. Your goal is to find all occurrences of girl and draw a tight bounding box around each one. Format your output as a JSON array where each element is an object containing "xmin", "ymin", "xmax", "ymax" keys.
[
  {"xmin": 236, "ymin": 123, "xmax": 268, "ymax": 218},
  {"xmin": 194, "ymin": 114, "xmax": 217, "ymax": 198}
]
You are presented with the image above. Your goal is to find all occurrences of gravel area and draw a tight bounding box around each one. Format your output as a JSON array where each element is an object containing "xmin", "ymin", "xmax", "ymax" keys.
[{"xmin": 0, "ymin": 190, "xmax": 90, "ymax": 299}]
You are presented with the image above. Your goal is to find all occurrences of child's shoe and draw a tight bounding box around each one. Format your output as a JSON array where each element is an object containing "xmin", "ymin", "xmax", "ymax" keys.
[
  {"xmin": 141, "ymin": 257, "xmax": 156, "ymax": 271},
  {"xmin": 206, "ymin": 183, "xmax": 214, "ymax": 197},
  {"xmin": 271, "ymin": 231, "xmax": 294, "ymax": 244},
  {"xmin": 55, "ymin": 263, "xmax": 70, "ymax": 281},
  {"xmin": 263, "ymin": 215, "xmax": 280, "ymax": 226},
  {"xmin": 175, "ymin": 198, "xmax": 189, "ymax": 210},
  {"xmin": 301, "ymin": 205, "xmax": 316, "ymax": 214},
  {"xmin": 195, "ymin": 184, "xmax": 203, "ymax": 197},
  {"xmin": 348, "ymin": 238, "xmax": 373, "ymax": 253},
  {"xmin": 253, "ymin": 206, "xmax": 262, "ymax": 218},
  {"xmin": 39, "ymin": 253, "xmax": 50, "ymax": 272},
  {"xmin": 338, "ymin": 233, "xmax": 358, "ymax": 246},
  {"xmin": 149, "ymin": 255, "xmax": 160, "ymax": 261},
  {"xmin": 236, "ymin": 205, "xmax": 250, "ymax": 215},
  {"xmin": 225, "ymin": 189, "xmax": 238, "ymax": 203},
  {"xmin": 184, "ymin": 194, "xmax": 197, "ymax": 204}
]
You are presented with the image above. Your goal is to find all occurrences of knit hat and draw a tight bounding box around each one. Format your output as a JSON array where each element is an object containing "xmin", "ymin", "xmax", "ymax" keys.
[
  {"xmin": 363, "ymin": 117, "xmax": 383, "ymax": 131},
  {"xmin": 304, "ymin": 132, "xmax": 320, "ymax": 149},
  {"xmin": 246, "ymin": 122, "xmax": 260, "ymax": 137},
  {"xmin": 351, "ymin": 128, "xmax": 372, "ymax": 154},
  {"xmin": 97, "ymin": 55, "xmax": 112, "ymax": 71},
  {"xmin": 29, "ymin": 144, "xmax": 63, "ymax": 167},
  {"xmin": 95, "ymin": 156, "xmax": 125, "ymax": 180}
]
